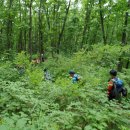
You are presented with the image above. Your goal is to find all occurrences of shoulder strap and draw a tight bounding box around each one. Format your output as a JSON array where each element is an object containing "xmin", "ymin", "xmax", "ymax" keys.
[
  {"xmin": 110, "ymin": 79, "xmax": 116, "ymax": 89},
  {"xmin": 113, "ymin": 82, "xmax": 117, "ymax": 89}
]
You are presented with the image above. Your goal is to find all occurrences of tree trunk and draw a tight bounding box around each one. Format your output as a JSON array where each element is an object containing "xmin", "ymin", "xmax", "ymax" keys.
[
  {"xmin": 117, "ymin": 57, "xmax": 123, "ymax": 72},
  {"xmin": 118, "ymin": 0, "xmax": 130, "ymax": 71},
  {"xmin": 24, "ymin": 31, "xmax": 27, "ymax": 52},
  {"xmin": 109, "ymin": 21, "xmax": 116, "ymax": 44},
  {"xmin": 122, "ymin": 12, "xmax": 128, "ymax": 44},
  {"xmin": 28, "ymin": 0, "xmax": 33, "ymax": 60},
  {"xmin": 126, "ymin": 59, "xmax": 130, "ymax": 69},
  {"xmin": 18, "ymin": 0, "xmax": 23, "ymax": 52},
  {"xmin": 99, "ymin": 0, "xmax": 106, "ymax": 44},
  {"xmin": 23, "ymin": 0, "xmax": 27, "ymax": 52},
  {"xmin": 7, "ymin": 0, "xmax": 13, "ymax": 50},
  {"xmin": 92, "ymin": 24, "xmax": 100, "ymax": 44},
  {"xmin": 81, "ymin": 0, "xmax": 93, "ymax": 48},
  {"xmin": 39, "ymin": 0, "xmax": 44, "ymax": 61},
  {"xmin": 122, "ymin": 0, "xmax": 130, "ymax": 44},
  {"xmin": 43, "ymin": 6, "xmax": 50, "ymax": 30},
  {"xmin": 57, "ymin": 0, "xmax": 71, "ymax": 54}
]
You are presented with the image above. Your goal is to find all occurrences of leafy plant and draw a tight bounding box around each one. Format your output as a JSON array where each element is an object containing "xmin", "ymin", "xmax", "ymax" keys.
[
  {"xmin": 26, "ymin": 68, "xmax": 43, "ymax": 86},
  {"xmin": 0, "ymin": 45, "xmax": 130, "ymax": 130},
  {"xmin": 14, "ymin": 51, "xmax": 30, "ymax": 68}
]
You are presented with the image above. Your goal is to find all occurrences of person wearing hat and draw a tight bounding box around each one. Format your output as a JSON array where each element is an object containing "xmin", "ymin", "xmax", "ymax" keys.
[{"xmin": 69, "ymin": 70, "xmax": 80, "ymax": 83}]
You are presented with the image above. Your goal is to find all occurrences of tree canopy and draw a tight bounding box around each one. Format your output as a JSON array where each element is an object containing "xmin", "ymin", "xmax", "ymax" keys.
[{"xmin": 0, "ymin": 0, "xmax": 130, "ymax": 56}]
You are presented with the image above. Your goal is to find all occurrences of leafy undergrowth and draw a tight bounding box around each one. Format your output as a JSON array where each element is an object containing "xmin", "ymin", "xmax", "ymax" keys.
[{"xmin": 0, "ymin": 44, "xmax": 130, "ymax": 130}]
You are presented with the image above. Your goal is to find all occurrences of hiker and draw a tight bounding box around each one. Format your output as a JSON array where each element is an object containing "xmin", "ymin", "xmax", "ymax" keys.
[
  {"xmin": 107, "ymin": 70, "xmax": 124, "ymax": 101},
  {"xmin": 41, "ymin": 53, "xmax": 45, "ymax": 62},
  {"xmin": 15, "ymin": 64, "xmax": 25, "ymax": 75},
  {"xmin": 69, "ymin": 70, "xmax": 80, "ymax": 83},
  {"xmin": 18, "ymin": 66, "xmax": 25, "ymax": 75},
  {"xmin": 32, "ymin": 58, "xmax": 40, "ymax": 65},
  {"xmin": 44, "ymin": 68, "xmax": 52, "ymax": 81}
]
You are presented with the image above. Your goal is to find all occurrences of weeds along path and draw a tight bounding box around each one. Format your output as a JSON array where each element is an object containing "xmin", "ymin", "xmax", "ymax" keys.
[
  {"xmin": 1, "ymin": 77, "xmax": 130, "ymax": 130},
  {"xmin": 0, "ymin": 44, "xmax": 130, "ymax": 129}
]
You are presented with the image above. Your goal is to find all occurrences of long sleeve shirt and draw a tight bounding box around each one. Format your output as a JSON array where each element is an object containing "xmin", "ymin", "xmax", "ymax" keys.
[
  {"xmin": 72, "ymin": 74, "xmax": 80, "ymax": 83},
  {"xmin": 107, "ymin": 80, "xmax": 114, "ymax": 95}
]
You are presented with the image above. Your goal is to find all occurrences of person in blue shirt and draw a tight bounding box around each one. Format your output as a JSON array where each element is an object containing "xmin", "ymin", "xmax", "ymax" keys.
[
  {"xmin": 44, "ymin": 68, "xmax": 52, "ymax": 81},
  {"xmin": 69, "ymin": 70, "xmax": 80, "ymax": 83}
]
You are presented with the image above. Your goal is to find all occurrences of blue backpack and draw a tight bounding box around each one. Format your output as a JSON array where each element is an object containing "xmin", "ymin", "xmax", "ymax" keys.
[
  {"xmin": 113, "ymin": 78, "xmax": 123, "ymax": 91},
  {"xmin": 113, "ymin": 78, "xmax": 127, "ymax": 97},
  {"xmin": 110, "ymin": 78, "xmax": 123, "ymax": 98},
  {"xmin": 72, "ymin": 74, "xmax": 80, "ymax": 83},
  {"xmin": 111, "ymin": 78, "xmax": 127, "ymax": 98}
]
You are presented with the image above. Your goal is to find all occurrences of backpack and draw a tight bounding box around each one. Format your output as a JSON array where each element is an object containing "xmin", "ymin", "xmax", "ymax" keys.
[
  {"xmin": 112, "ymin": 78, "xmax": 127, "ymax": 97},
  {"xmin": 112, "ymin": 78, "xmax": 123, "ymax": 92},
  {"xmin": 75, "ymin": 74, "xmax": 80, "ymax": 81},
  {"xmin": 121, "ymin": 87, "xmax": 128, "ymax": 97},
  {"xmin": 72, "ymin": 74, "xmax": 80, "ymax": 83},
  {"xmin": 109, "ymin": 78, "xmax": 123, "ymax": 99}
]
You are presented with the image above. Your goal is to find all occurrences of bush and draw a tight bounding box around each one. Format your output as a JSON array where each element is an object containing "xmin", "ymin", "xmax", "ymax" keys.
[
  {"xmin": 14, "ymin": 51, "xmax": 30, "ymax": 68},
  {"xmin": 0, "ymin": 64, "xmax": 19, "ymax": 82},
  {"xmin": 26, "ymin": 67, "xmax": 43, "ymax": 86},
  {"xmin": 0, "ymin": 44, "xmax": 130, "ymax": 130}
]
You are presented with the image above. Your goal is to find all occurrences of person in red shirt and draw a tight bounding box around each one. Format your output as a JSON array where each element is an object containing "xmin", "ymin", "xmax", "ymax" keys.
[{"xmin": 107, "ymin": 70, "xmax": 117, "ymax": 100}]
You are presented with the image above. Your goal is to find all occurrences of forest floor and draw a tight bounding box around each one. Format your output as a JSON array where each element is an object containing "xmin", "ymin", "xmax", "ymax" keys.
[{"xmin": 0, "ymin": 44, "xmax": 130, "ymax": 130}]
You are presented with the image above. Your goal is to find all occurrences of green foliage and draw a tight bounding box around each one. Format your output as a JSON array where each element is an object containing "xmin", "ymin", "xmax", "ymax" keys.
[
  {"xmin": 32, "ymin": 54, "xmax": 39, "ymax": 60},
  {"xmin": 14, "ymin": 51, "xmax": 30, "ymax": 68},
  {"xmin": 1, "ymin": 0, "xmax": 130, "ymax": 54},
  {"xmin": 0, "ymin": 45, "xmax": 130, "ymax": 130},
  {"xmin": 26, "ymin": 68, "xmax": 43, "ymax": 86},
  {"xmin": 0, "ymin": 62, "xmax": 19, "ymax": 82}
]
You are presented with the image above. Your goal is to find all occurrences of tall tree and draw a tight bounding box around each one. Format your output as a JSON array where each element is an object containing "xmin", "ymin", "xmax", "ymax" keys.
[
  {"xmin": 0, "ymin": 0, "xmax": 130, "ymax": 56},
  {"xmin": 99, "ymin": 0, "xmax": 106, "ymax": 44},
  {"xmin": 28, "ymin": 0, "xmax": 33, "ymax": 60},
  {"xmin": 23, "ymin": 0, "xmax": 27, "ymax": 52},
  {"xmin": 122, "ymin": 0, "xmax": 130, "ymax": 45},
  {"xmin": 38, "ymin": 0, "xmax": 44, "ymax": 61},
  {"xmin": 57, "ymin": 0, "xmax": 71, "ymax": 54},
  {"xmin": 18, "ymin": 0, "xmax": 23, "ymax": 52},
  {"xmin": 7, "ymin": 0, "xmax": 13, "ymax": 50},
  {"xmin": 81, "ymin": 0, "xmax": 94, "ymax": 48}
]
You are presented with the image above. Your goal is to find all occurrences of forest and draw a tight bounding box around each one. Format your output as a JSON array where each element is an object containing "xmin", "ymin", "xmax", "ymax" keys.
[{"xmin": 0, "ymin": 0, "xmax": 130, "ymax": 130}]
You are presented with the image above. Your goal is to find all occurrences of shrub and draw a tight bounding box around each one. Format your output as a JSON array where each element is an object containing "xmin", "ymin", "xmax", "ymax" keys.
[{"xmin": 0, "ymin": 44, "xmax": 130, "ymax": 130}]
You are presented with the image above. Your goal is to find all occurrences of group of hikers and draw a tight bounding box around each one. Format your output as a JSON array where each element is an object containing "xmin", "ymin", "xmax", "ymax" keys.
[
  {"xmin": 16, "ymin": 61, "xmax": 127, "ymax": 101},
  {"xmin": 68, "ymin": 69, "xmax": 127, "ymax": 101},
  {"xmin": 44, "ymin": 69, "xmax": 127, "ymax": 101}
]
